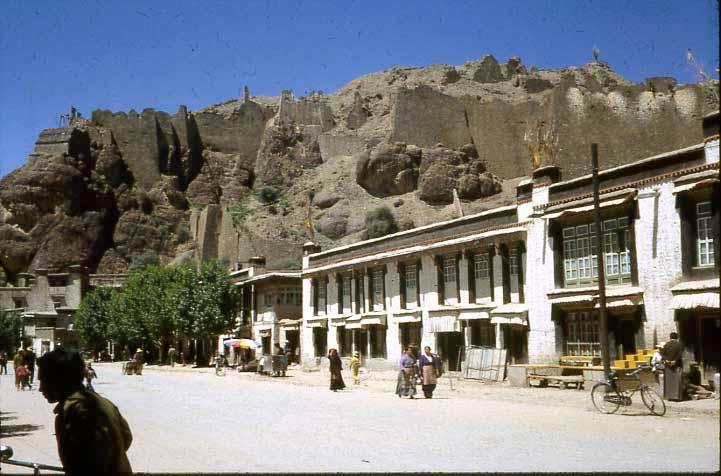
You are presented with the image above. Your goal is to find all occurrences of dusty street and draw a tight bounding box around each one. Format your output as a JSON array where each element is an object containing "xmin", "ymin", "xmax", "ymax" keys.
[{"xmin": 1, "ymin": 363, "xmax": 718, "ymax": 473}]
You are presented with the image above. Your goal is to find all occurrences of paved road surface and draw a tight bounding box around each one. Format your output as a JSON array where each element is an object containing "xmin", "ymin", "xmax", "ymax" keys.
[{"xmin": 1, "ymin": 365, "xmax": 718, "ymax": 473}]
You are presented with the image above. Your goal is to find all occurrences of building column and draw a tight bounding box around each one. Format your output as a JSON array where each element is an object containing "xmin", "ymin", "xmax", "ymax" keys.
[
  {"xmin": 492, "ymin": 244, "xmax": 504, "ymax": 306},
  {"xmin": 495, "ymin": 323, "xmax": 504, "ymax": 349}
]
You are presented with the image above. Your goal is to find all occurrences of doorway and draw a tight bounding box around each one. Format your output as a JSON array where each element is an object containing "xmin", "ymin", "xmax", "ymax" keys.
[
  {"xmin": 400, "ymin": 322, "xmax": 422, "ymax": 352},
  {"xmin": 503, "ymin": 325, "xmax": 528, "ymax": 364},
  {"xmin": 469, "ymin": 320, "xmax": 495, "ymax": 347},
  {"xmin": 353, "ymin": 329, "xmax": 369, "ymax": 358},
  {"xmin": 437, "ymin": 332, "xmax": 464, "ymax": 371},
  {"xmin": 700, "ymin": 315, "xmax": 721, "ymax": 382},
  {"xmin": 285, "ymin": 330, "xmax": 300, "ymax": 363},
  {"xmin": 312, "ymin": 327, "xmax": 327, "ymax": 357}
]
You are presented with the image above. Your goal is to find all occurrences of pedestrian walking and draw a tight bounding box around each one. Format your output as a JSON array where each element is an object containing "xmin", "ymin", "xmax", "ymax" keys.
[
  {"xmin": 396, "ymin": 346, "xmax": 418, "ymax": 399},
  {"xmin": 0, "ymin": 350, "xmax": 8, "ymax": 374},
  {"xmin": 25, "ymin": 347, "xmax": 36, "ymax": 385},
  {"xmin": 16, "ymin": 364, "xmax": 30, "ymax": 390},
  {"xmin": 37, "ymin": 348, "xmax": 133, "ymax": 475},
  {"xmin": 349, "ymin": 351, "xmax": 361, "ymax": 385},
  {"xmin": 85, "ymin": 363, "xmax": 98, "ymax": 392},
  {"xmin": 133, "ymin": 348, "xmax": 144, "ymax": 376},
  {"xmin": 328, "ymin": 348, "xmax": 345, "ymax": 391},
  {"xmin": 13, "ymin": 350, "xmax": 24, "ymax": 389},
  {"xmin": 167, "ymin": 346, "xmax": 177, "ymax": 367},
  {"xmin": 418, "ymin": 346, "xmax": 442, "ymax": 398},
  {"xmin": 661, "ymin": 332, "xmax": 684, "ymax": 401}
]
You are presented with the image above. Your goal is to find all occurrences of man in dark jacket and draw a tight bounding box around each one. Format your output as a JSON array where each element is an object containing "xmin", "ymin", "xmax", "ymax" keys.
[
  {"xmin": 37, "ymin": 348, "xmax": 133, "ymax": 476},
  {"xmin": 24, "ymin": 347, "xmax": 36, "ymax": 384},
  {"xmin": 661, "ymin": 332, "xmax": 684, "ymax": 401}
]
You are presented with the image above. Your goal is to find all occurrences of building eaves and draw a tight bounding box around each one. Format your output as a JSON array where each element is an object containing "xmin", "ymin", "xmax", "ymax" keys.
[
  {"xmin": 308, "ymin": 205, "xmax": 517, "ymax": 261},
  {"xmin": 547, "ymin": 143, "xmax": 705, "ymax": 193},
  {"xmin": 303, "ymin": 222, "xmax": 529, "ymax": 275}
]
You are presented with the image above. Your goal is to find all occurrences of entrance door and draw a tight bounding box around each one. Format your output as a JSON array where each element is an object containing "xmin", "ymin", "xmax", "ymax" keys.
[
  {"xmin": 504, "ymin": 326, "xmax": 528, "ymax": 364},
  {"xmin": 285, "ymin": 330, "xmax": 300, "ymax": 363},
  {"xmin": 400, "ymin": 322, "xmax": 422, "ymax": 351},
  {"xmin": 312, "ymin": 328, "xmax": 327, "ymax": 357},
  {"xmin": 470, "ymin": 320, "xmax": 495, "ymax": 347},
  {"xmin": 354, "ymin": 329, "xmax": 369, "ymax": 358},
  {"xmin": 616, "ymin": 318, "xmax": 637, "ymax": 358},
  {"xmin": 700, "ymin": 316, "xmax": 721, "ymax": 381},
  {"xmin": 438, "ymin": 332, "xmax": 464, "ymax": 371}
]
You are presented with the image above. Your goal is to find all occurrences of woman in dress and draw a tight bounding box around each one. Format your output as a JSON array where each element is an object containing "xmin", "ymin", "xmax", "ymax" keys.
[
  {"xmin": 396, "ymin": 346, "xmax": 418, "ymax": 399},
  {"xmin": 418, "ymin": 346, "xmax": 442, "ymax": 398},
  {"xmin": 328, "ymin": 348, "xmax": 346, "ymax": 391}
]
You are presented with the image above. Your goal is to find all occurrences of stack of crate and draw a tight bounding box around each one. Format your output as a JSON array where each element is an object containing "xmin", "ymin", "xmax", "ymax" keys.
[{"xmin": 613, "ymin": 348, "xmax": 656, "ymax": 369}]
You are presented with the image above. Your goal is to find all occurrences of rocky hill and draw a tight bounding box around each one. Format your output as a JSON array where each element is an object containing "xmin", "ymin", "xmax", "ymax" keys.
[{"xmin": 1, "ymin": 55, "xmax": 718, "ymax": 281}]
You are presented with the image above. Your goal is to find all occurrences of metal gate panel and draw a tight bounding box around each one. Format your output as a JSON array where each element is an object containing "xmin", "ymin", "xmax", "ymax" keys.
[{"xmin": 463, "ymin": 346, "xmax": 507, "ymax": 382}]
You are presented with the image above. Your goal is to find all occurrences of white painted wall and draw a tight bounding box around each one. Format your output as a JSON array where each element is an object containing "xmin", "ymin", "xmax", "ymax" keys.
[{"xmin": 636, "ymin": 182, "xmax": 683, "ymax": 346}]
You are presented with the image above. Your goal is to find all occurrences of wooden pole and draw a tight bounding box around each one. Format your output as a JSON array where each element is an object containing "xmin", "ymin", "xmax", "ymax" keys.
[{"xmin": 591, "ymin": 144, "xmax": 611, "ymax": 380}]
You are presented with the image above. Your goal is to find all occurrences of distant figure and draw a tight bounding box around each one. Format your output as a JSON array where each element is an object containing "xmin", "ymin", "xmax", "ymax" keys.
[
  {"xmin": 133, "ymin": 348, "xmax": 144, "ymax": 376},
  {"xmin": 0, "ymin": 350, "xmax": 8, "ymax": 374},
  {"xmin": 38, "ymin": 348, "xmax": 133, "ymax": 475},
  {"xmin": 16, "ymin": 364, "xmax": 30, "ymax": 390},
  {"xmin": 396, "ymin": 346, "xmax": 418, "ymax": 399},
  {"xmin": 85, "ymin": 363, "xmax": 97, "ymax": 392},
  {"xmin": 418, "ymin": 346, "xmax": 442, "ymax": 399},
  {"xmin": 167, "ymin": 346, "xmax": 177, "ymax": 367},
  {"xmin": 592, "ymin": 46, "xmax": 600, "ymax": 62},
  {"xmin": 349, "ymin": 351, "xmax": 361, "ymax": 385},
  {"xmin": 327, "ymin": 348, "xmax": 345, "ymax": 392},
  {"xmin": 661, "ymin": 332, "xmax": 684, "ymax": 401},
  {"xmin": 13, "ymin": 351, "xmax": 24, "ymax": 389},
  {"xmin": 25, "ymin": 347, "xmax": 37, "ymax": 384}
]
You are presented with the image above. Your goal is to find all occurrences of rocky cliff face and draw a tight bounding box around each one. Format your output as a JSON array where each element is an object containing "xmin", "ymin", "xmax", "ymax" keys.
[{"xmin": 1, "ymin": 56, "xmax": 717, "ymax": 280}]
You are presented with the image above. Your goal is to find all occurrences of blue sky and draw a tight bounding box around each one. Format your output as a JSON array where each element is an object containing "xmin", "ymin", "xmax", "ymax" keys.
[{"xmin": 1, "ymin": 0, "xmax": 718, "ymax": 178}]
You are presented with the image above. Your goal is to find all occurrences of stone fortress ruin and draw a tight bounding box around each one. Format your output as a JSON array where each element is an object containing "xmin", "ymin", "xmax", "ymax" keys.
[{"xmin": 0, "ymin": 55, "xmax": 718, "ymax": 282}]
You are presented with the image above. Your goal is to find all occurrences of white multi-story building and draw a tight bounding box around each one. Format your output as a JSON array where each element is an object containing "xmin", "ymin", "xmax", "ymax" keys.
[{"xmin": 301, "ymin": 111, "xmax": 720, "ymax": 380}]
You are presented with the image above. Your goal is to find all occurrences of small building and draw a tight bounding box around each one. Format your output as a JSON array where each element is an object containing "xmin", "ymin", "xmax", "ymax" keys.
[
  {"xmin": 1, "ymin": 265, "xmax": 127, "ymax": 355},
  {"xmin": 224, "ymin": 257, "xmax": 302, "ymax": 362},
  {"xmin": 301, "ymin": 111, "xmax": 720, "ymax": 380}
]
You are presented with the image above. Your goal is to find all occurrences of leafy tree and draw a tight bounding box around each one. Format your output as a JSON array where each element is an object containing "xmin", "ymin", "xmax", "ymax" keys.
[
  {"xmin": 0, "ymin": 310, "xmax": 23, "ymax": 352},
  {"xmin": 175, "ymin": 261, "xmax": 238, "ymax": 364},
  {"xmin": 114, "ymin": 265, "xmax": 180, "ymax": 362},
  {"xmin": 74, "ymin": 287, "xmax": 117, "ymax": 352}
]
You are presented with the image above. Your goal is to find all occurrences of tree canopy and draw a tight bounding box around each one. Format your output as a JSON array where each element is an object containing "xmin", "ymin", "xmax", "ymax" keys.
[
  {"xmin": 0, "ymin": 310, "xmax": 23, "ymax": 352},
  {"xmin": 74, "ymin": 261, "xmax": 238, "ymax": 358}
]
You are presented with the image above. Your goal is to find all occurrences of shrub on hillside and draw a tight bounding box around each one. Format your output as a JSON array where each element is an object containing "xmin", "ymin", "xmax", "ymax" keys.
[{"xmin": 364, "ymin": 206, "xmax": 398, "ymax": 239}]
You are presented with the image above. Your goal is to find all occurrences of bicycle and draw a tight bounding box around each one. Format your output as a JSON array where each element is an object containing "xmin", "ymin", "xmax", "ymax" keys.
[{"xmin": 591, "ymin": 365, "xmax": 666, "ymax": 416}]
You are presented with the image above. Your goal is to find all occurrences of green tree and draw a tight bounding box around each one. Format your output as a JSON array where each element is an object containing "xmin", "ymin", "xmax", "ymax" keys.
[
  {"xmin": 0, "ymin": 310, "xmax": 23, "ymax": 352},
  {"xmin": 115, "ymin": 265, "xmax": 181, "ymax": 363},
  {"xmin": 75, "ymin": 287, "xmax": 117, "ymax": 352},
  {"xmin": 176, "ymin": 261, "xmax": 238, "ymax": 364}
]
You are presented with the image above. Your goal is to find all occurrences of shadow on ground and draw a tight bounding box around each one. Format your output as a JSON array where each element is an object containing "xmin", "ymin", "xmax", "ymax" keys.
[{"xmin": 1, "ymin": 413, "xmax": 43, "ymax": 438}]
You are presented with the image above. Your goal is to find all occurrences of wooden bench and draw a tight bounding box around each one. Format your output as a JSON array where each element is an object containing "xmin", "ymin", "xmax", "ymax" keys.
[{"xmin": 528, "ymin": 374, "xmax": 585, "ymax": 390}]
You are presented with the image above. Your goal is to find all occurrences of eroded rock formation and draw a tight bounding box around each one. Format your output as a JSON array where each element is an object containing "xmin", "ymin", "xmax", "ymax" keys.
[{"xmin": 1, "ymin": 56, "xmax": 717, "ymax": 277}]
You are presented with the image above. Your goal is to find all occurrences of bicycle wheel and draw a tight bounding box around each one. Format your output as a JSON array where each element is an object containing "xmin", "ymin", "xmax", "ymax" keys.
[
  {"xmin": 640, "ymin": 385, "xmax": 666, "ymax": 416},
  {"xmin": 591, "ymin": 382, "xmax": 621, "ymax": 414}
]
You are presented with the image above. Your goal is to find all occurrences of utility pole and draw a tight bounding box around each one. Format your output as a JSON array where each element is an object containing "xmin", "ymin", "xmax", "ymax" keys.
[{"xmin": 591, "ymin": 144, "xmax": 611, "ymax": 380}]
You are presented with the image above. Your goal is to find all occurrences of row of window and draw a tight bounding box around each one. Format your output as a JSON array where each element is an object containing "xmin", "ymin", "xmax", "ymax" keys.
[
  {"xmin": 560, "ymin": 203, "xmax": 716, "ymax": 287},
  {"xmin": 261, "ymin": 287, "xmax": 302, "ymax": 307},
  {"xmin": 313, "ymin": 249, "xmax": 524, "ymax": 315},
  {"xmin": 562, "ymin": 217, "xmax": 632, "ymax": 287}
]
